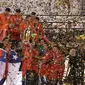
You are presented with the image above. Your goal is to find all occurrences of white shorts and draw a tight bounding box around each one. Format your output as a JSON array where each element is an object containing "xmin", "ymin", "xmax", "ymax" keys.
[
  {"xmin": 6, "ymin": 63, "xmax": 22, "ymax": 85},
  {"xmin": 0, "ymin": 61, "xmax": 6, "ymax": 81}
]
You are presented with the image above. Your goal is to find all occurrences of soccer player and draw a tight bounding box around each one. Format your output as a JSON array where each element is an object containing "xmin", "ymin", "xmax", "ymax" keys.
[
  {"xmin": 0, "ymin": 42, "xmax": 7, "ymax": 85},
  {"xmin": 9, "ymin": 24, "xmax": 21, "ymax": 47},
  {"xmin": 11, "ymin": 8, "xmax": 23, "ymax": 25},
  {"xmin": 0, "ymin": 8, "xmax": 11, "ymax": 41},
  {"xmin": 6, "ymin": 43, "xmax": 21, "ymax": 85},
  {"xmin": 0, "ymin": 8, "xmax": 11, "ymax": 27}
]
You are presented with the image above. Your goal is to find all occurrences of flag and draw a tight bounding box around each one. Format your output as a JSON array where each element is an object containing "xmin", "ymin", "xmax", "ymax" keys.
[
  {"xmin": 6, "ymin": 49, "xmax": 22, "ymax": 85},
  {"xmin": 9, "ymin": 49, "xmax": 21, "ymax": 63}
]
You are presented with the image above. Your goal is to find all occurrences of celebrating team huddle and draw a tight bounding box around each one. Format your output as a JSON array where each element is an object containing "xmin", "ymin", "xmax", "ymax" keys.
[{"xmin": 0, "ymin": 8, "xmax": 64, "ymax": 85}]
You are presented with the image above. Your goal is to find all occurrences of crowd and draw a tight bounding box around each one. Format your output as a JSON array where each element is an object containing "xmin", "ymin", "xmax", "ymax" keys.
[{"xmin": 0, "ymin": 8, "xmax": 65, "ymax": 85}]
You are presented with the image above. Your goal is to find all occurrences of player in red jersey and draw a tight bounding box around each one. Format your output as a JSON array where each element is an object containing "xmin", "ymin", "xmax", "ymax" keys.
[
  {"xmin": 0, "ymin": 8, "xmax": 11, "ymax": 27},
  {"xmin": 9, "ymin": 24, "xmax": 21, "ymax": 47},
  {"xmin": 0, "ymin": 8, "xmax": 11, "ymax": 41},
  {"xmin": 51, "ymin": 46, "xmax": 64, "ymax": 85},
  {"xmin": 11, "ymin": 8, "xmax": 23, "ymax": 25}
]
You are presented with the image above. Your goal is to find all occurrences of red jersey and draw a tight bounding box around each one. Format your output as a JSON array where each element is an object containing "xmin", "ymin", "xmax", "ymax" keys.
[
  {"xmin": 31, "ymin": 48, "xmax": 39, "ymax": 73},
  {"xmin": 20, "ymin": 21, "xmax": 27, "ymax": 40},
  {"xmin": 22, "ymin": 45, "xmax": 33, "ymax": 77},
  {"xmin": 20, "ymin": 21, "xmax": 27, "ymax": 32},
  {"xmin": 38, "ymin": 23, "xmax": 44, "ymax": 36},
  {"xmin": 0, "ymin": 13, "xmax": 11, "ymax": 41},
  {"xmin": 40, "ymin": 49, "xmax": 65, "ymax": 80},
  {"xmin": 9, "ymin": 27, "xmax": 21, "ymax": 41},
  {"xmin": 11, "ymin": 14, "xmax": 23, "ymax": 24},
  {"xmin": 0, "ymin": 23, "xmax": 9, "ymax": 41},
  {"xmin": 0, "ymin": 13, "xmax": 11, "ymax": 26}
]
